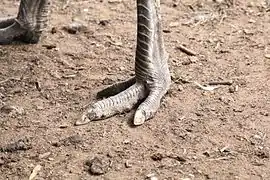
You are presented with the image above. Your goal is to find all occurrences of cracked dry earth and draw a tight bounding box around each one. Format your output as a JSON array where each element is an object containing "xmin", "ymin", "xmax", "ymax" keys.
[{"xmin": 0, "ymin": 0, "xmax": 270, "ymax": 179}]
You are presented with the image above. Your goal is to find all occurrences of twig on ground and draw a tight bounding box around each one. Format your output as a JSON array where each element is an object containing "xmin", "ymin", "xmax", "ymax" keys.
[
  {"xmin": 208, "ymin": 156, "xmax": 233, "ymax": 161},
  {"xmin": 29, "ymin": 165, "xmax": 42, "ymax": 180},
  {"xmin": 176, "ymin": 44, "xmax": 197, "ymax": 56},
  {"xmin": 0, "ymin": 77, "xmax": 21, "ymax": 85},
  {"xmin": 208, "ymin": 80, "xmax": 233, "ymax": 86},
  {"xmin": 193, "ymin": 81, "xmax": 220, "ymax": 91}
]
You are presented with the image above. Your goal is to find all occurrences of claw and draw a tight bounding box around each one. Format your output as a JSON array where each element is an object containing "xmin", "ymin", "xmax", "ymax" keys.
[
  {"xmin": 75, "ymin": 110, "xmax": 96, "ymax": 126},
  {"xmin": 133, "ymin": 109, "xmax": 146, "ymax": 125},
  {"xmin": 75, "ymin": 114, "xmax": 90, "ymax": 126}
]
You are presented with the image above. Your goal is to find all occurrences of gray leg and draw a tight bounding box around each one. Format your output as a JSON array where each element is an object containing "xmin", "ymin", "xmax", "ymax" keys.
[
  {"xmin": 0, "ymin": 0, "xmax": 50, "ymax": 44},
  {"xmin": 76, "ymin": 0, "xmax": 171, "ymax": 126}
]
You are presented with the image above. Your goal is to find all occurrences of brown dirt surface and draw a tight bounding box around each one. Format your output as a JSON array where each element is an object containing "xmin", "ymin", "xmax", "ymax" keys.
[{"xmin": 0, "ymin": 0, "xmax": 270, "ymax": 179}]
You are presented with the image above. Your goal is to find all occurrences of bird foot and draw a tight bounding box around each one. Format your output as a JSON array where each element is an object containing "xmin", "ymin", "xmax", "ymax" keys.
[
  {"xmin": 0, "ymin": 18, "xmax": 43, "ymax": 44},
  {"xmin": 0, "ymin": 0, "xmax": 50, "ymax": 44},
  {"xmin": 75, "ymin": 75, "xmax": 170, "ymax": 126}
]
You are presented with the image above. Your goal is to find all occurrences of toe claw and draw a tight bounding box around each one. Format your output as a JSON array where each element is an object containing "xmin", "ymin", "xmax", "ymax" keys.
[
  {"xmin": 75, "ymin": 114, "xmax": 91, "ymax": 126},
  {"xmin": 134, "ymin": 109, "xmax": 146, "ymax": 126},
  {"xmin": 75, "ymin": 109, "xmax": 96, "ymax": 126}
]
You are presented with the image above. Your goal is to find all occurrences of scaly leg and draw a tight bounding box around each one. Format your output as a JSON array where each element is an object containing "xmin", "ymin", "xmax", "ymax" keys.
[
  {"xmin": 77, "ymin": 0, "xmax": 171, "ymax": 126},
  {"xmin": 0, "ymin": 0, "xmax": 50, "ymax": 44}
]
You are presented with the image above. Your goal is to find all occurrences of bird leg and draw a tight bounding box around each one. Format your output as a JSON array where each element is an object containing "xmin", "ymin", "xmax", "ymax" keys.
[
  {"xmin": 0, "ymin": 0, "xmax": 50, "ymax": 44},
  {"xmin": 77, "ymin": 0, "xmax": 171, "ymax": 126}
]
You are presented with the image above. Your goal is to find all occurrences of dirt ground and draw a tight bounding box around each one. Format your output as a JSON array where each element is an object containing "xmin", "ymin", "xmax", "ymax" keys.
[{"xmin": 0, "ymin": 0, "xmax": 269, "ymax": 179}]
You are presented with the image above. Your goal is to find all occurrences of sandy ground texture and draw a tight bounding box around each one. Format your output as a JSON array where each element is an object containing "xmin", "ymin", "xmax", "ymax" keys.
[{"xmin": 0, "ymin": 0, "xmax": 270, "ymax": 179}]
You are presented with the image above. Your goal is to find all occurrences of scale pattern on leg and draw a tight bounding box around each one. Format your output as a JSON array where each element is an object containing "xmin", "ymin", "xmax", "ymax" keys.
[
  {"xmin": 16, "ymin": 0, "xmax": 50, "ymax": 43},
  {"xmin": 133, "ymin": 0, "xmax": 171, "ymax": 125},
  {"xmin": 0, "ymin": 0, "xmax": 50, "ymax": 44},
  {"xmin": 80, "ymin": 0, "xmax": 171, "ymax": 125},
  {"xmin": 76, "ymin": 83, "xmax": 148, "ymax": 125},
  {"xmin": 135, "ymin": 0, "xmax": 170, "ymax": 84},
  {"xmin": 17, "ymin": 0, "xmax": 50, "ymax": 31}
]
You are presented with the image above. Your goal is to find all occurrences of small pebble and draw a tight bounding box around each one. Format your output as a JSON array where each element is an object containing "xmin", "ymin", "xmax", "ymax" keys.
[
  {"xmin": 265, "ymin": 54, "xmax": 270, "ymax": 59},
  {"xmin": 48, "ymin": 157, "xmax": 54, "ymax": 161},
  {"xmin": 39, "ymin": 152, "xmax": 51, "ymax": 159},
  {"xmin": 178, "ymin": 85, "xmax": 184, "ymax": 91},
  {"xmin": 125, "ymin": 160, "xmax": 132, "ymax": 168},
  {"xmin": 99, "ymin": 20, "xmax": 110, "ymax": 26},
  {"xmin": 0, "ymin": 159, "xmax": 4, "ymax": 166},
  {"xmin": 119, "ymin": 66, "xmax": 125, "ymax": 71},
  {"xmin": 86, "ymin": 156, "xmax": 110, "ymax": 175},
  {"xmin": 146, "ymin": 173, "xmax": 158, "ymax": 180},
  {"xmin": 229, "ymin": 85, "xmax": 238, "ymax": 93},
  {"xmin": 51, "ymin": 27, "xmax": 57, "ymax": 34},
  {"xmin": 0, "ymin": 105, "xmax": 25, "ymax": 115},
  {"xmin": 63, "ymin": 21, "xmax": 87, "ymax": 34}
]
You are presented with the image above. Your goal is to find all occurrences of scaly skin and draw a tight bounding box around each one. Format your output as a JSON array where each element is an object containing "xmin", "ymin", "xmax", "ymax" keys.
[
  {"xmin": 0, "ymin": 0, "xmax": 171, "ymax": 126},
  {"xmin": 77, "ymin": 0, "xmax": 171, "ymax": 126},
  {"xmin": 0, "ymin": 0, "xmax": 50, "ymax": 44}
]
